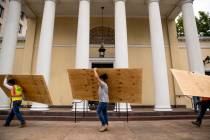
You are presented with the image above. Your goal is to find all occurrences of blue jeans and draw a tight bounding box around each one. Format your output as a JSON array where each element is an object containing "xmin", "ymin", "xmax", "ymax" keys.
[
  {"xmin": 193, "ymin": 96, "xmax": 200, "ymax": 111},
  {"xmin": 97, "ymin": 102, "xmax": 108, "ymax": 126},
  {"xmin": 196, "ymin": 100, "xmax": 210, "ymax": 124},
  {"xmin": 5, "ymin": 100, "xmax": 25, "ymax": 125}
]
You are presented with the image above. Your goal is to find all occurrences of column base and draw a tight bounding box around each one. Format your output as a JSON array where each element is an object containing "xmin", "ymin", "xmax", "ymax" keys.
[
  {"xmin": 154, "ymin": 105, "xmax": 172, "ymax": 111},
  {"xmin": 114, "ymin": 103, "xmax": 132, "ymax": 112},
  {"xmin": 30, "ymin": 102, "xmax": 49, "ymax": 111},
  {"xmin": 72, "ymin": 100, "xmax": 89, "ymax": 112}
]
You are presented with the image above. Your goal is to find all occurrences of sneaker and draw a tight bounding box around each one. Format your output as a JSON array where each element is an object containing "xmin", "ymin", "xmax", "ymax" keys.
[
  {"xmin": 19, "ymin": 123, "xmax": 26, "ymax": 128},
  {"xmin": 105, "ymin": 124, "xmax": 108, "ymax": 131},
  {"xmin": 99, "ymin": 126, "xmax": 107, "ymax": 132},
  {"xmin": 192, "ymin": 121, "xmax": 201, "ymax": 127}
]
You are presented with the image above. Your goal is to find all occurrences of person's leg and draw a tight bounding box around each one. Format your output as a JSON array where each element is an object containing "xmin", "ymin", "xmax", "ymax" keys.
[
  {"xmin": 207, "ymin": 100, "xmax": 210, "ymax": 108},
  {"xmin": 96, "ymin": 102, "xmax": 105, "ymax": 126},
  {"xmin": 13, "ymin": 101, "xmax": 25, "ymax": 126},
  {"xmin": 193, "ymin": 96, "xmax": 200, "ymax": 112},
  {"xmin": 102, "ymin": 103, "xmax": 108, "ymax": 126},
  {"xmin": 197, "ymin": 101, "xmax": 208, "ymax": 123},
  {"xmin": 4, "ymin": 106, "xmax": 15, "ymax": 126},
  {"xmin": 192, "ymin": 101, "xmax": 207, "ymax": 127}
]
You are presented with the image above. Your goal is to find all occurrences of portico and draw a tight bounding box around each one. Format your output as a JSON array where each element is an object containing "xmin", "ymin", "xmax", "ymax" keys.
[{"xmin": 0, "ymin": 0, "xmax": 204, "ymax": 111}]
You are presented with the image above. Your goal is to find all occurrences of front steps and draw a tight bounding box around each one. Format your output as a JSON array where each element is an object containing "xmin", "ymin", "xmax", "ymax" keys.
[{"xmin": 0, "ymin": 106, "xmax": 210, "ymax": 122}]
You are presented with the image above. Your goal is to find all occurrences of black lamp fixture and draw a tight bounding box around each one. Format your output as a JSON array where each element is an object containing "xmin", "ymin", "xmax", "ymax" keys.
[
  {"xmin": 98, "ymin": 6, "xmax": 106, "ymax": 58},
  {"xmin": 203, "ymin": 56, "xmax": 210, "ymax": 65}
]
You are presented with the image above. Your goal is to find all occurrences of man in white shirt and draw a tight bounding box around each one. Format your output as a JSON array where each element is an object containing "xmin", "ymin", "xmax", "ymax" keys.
[{"xmin": 94, "ymin": 68, "xmax": 109, "ymax": 132}]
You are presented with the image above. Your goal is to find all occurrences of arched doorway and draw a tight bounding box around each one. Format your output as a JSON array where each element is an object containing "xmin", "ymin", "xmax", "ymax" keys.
[
  {"xmin": 90, "ymin": 26, "xmax": 115, "ymax": 45},
  {"xmin": 89, "ymin": 26, "xmax": 115, "ymax": 110},
  {"xmin": 89, "ymin": 26, "xmax": 115, "ymax": 58}
]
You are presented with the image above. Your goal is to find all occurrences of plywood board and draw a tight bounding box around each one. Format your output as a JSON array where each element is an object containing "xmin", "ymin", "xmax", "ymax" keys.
[
  {"xmin": 68, "ymin": 68, "xmax": 142, "ymax": 103},
  {"xmin": 0, "ymin": 75, "xmax": 52, "ymax": 104},
  {"xmin": 171, "ymin": 69, "xmax": 210, "ymax": 98}
]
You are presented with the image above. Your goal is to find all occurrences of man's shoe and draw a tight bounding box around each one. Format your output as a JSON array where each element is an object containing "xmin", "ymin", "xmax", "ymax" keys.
[
  {"xmin": 105, "ymin": 124, "xmax": 108, "ymax": 131},
  {"xmin": 192, "ymin": 121, "xmax": 201, "ymax": 127},
  {"xmin": 99, "ymin": 126, "xmax": 107, "ymax": 132},
  {"xmin": 19, "ymin": 123, "xmax": 26, "ymax": 128},
  {"xmin": 3, "ymin": 124, "xmax": 9, "ymax": 127}
]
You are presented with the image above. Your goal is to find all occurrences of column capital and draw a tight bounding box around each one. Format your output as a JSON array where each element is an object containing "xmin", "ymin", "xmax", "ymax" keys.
[
  {"xmin": 79, "ymin": 0, "xmax": 90, "ymax": 1},
  {"xmin": 147, "ymin": 0, "xmax": 159, "ymax": 4},
  {"xmin": 9, "ymin": 0, "xmax": 22, "ymax": 2},
  {"xmin": 180, "ymin": 0, "xmax": 194, "ymax": 5},
  {"xmin": 43, "ymin": 0, "xmax": 57, "ymax": 7},
  {"xmin": 114, "ymin": 0, "xmax": 126, "ymax": 3},
  {"xmin": 44, "ymin": 0, "xmax": 57, "ymax": 2}
]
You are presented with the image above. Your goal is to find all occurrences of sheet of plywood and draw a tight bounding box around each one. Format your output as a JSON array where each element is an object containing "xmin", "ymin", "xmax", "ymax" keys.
[
  {"xmin": 171, "ymin": 69, "xmax": 210, "ymax": 98},
  {"xmin": 68, "ymin": 68, "xmax": 142, "ymax": 103},
  {"xmin": 0, "ymin": 75, "xmax": 52, "ymax": 104}
]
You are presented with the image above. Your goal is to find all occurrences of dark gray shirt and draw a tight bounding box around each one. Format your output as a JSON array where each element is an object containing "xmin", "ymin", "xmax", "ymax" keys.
[{"xmin": 98, "ymin": 81, "xmax": 109, "ymax": 103}]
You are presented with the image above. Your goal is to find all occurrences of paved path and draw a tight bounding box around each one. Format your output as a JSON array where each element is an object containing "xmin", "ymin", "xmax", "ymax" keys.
[{"xmin": 0, "ymin": 120, "xmax": 210, "ymax": 140}]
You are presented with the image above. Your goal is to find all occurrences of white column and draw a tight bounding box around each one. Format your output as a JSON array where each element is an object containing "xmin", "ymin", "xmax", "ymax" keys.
[
  {"xmin": 114, "ymin": 0, "xmax": 128, "ymax": 68},
  {"xmin": 114, "ymin": 0, "xmax": 131, "ymax": 111},
  {"xmin": 181, "ymin": 0, "xmax": 205, "ymax": 74},
  {"xmin": 72, "ymin": 0, "xmax": 90, "ymax": 111},
  {"xmin": 31, "ymin": 0, "xmax": 56, "ymax": 110},
  {"xmin": 0, "ymin": 0, "xmax": 22, "ymax": 110},
  {"xmin": 148, "ymin": 0, "xmax": 172, "ymax": 111}
]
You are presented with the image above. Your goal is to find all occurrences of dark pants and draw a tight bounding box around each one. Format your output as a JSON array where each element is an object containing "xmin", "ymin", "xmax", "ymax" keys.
[
  {"xmin": 193, "ymin": 96, "xmax": 200, "ymax": 112},
  {"xmin": 5, "ymin": 100, "xmax": 25, "ymax": 125},
  {"xmin": 97, "ymin": 102, "xmax": 108, "ymax": 126},
  {"xmin": 196, "ymin": 100, "xmax": 210, "ymax": 124}
]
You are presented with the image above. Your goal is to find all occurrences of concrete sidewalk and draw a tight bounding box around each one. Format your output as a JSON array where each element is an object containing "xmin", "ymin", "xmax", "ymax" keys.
[{"xmin": 0, "ymin": 120, "xmax": 210, "ymax": 140}]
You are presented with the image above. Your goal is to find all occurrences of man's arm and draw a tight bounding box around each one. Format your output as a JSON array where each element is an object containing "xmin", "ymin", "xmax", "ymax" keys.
[
  {"xmin": 93, "ymin": 68, "xmax": 102, "ymax": 85},
  {"xmin": 3, "ymin": 75, "xmax": 13, "ymax": 90}
]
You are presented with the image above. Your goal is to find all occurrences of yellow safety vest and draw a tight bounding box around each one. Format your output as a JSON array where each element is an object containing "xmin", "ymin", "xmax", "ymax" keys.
[{"xmin": 11, "ymin": 85, "xmax": 23, "ymax": 102}]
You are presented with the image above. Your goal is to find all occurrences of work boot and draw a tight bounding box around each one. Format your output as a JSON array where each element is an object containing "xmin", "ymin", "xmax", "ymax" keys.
[
  {"xmin": 192, "ymin": 121, "xmax": 201, "ymax": 127},
  {"xmin": 99, "ymin": 126, "xmax": 107, "ymax": 132},
  {"xmin": 19, "ymin": 123, "xmax": 26, "ymax": 128}
]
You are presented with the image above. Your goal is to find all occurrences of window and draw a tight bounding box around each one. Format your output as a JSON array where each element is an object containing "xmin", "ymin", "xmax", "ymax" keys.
[
  {"xmin": 19, "ymin": 24, "xmax": 23, "ymax": 34},
  {"xmin": 20, "ymin": 11, "xmax": 24, "ymax": 20},
  {"xmin": 0, "ymin": 5, "xmax": 4, "ymax": 18}
]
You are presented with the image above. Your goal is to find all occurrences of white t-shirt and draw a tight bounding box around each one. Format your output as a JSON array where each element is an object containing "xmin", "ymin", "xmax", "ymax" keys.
[{"xmin": 98, "ymin": 81, "xmax": 109, "ymax": 103}]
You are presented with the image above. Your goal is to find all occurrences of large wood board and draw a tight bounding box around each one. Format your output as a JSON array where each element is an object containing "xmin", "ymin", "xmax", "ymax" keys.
[
  {"xmin": 68, "ymin": 68, "xmax": 142, "ymax": 103},
  {"xmin": 171, "ymin": 69, "xmax": 210, "ymax": 98},
  {"xmin": 0, "ymin": 75, "xmax": 52, "ymax": 104}
]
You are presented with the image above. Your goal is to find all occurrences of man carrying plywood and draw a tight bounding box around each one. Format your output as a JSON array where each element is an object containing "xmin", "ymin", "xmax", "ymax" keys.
[
  {"xmin": 171, "ymin": 69, "xmax": 210, "ymax": 127},
  {"xmin": 192, "ymin": 97, "xmax": 210, "ymax": 127},
  {"xmin": 3, "ymin": 75, "xmax": 26, "ymax": 128},
  {"xmin": 94, "ymin": 68, "xmax": 109, "ymax": 132}
]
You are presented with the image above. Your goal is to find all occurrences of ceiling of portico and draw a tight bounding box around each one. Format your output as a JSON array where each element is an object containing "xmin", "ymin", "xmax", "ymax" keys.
[{"xmin": 23, "ymin": 0, "xmax": 182, "ymax": 19}]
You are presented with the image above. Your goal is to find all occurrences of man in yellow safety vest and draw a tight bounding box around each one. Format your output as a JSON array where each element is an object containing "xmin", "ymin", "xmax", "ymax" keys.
[{"xmin": 3, "ymin": 75, "xmax": 26, "ymax": 128}]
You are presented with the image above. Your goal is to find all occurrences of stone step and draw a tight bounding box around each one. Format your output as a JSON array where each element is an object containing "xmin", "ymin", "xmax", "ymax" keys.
[
  {"xmin": 1, "ymin": 110, "xmax": 208, "ymax": 117},
  {"xmin": 1, "ymin": 115, "xmax": 210, "ymax": 121},
  {"xmin": 1, "ymin": 107, "xmax": 210, "ymax": 121}
]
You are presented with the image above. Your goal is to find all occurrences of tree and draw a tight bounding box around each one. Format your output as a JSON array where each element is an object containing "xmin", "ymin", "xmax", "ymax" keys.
[
  {"xmin": 176, "ymin": 15, "xmax": 185, "ymax": 37},
  {"xmin": 176, "ymin": 11, "xmax": 210, "ymax": 37},
  {"xmin": 197, "ymin": 11, "xmax": 210, "ymax": 36}
]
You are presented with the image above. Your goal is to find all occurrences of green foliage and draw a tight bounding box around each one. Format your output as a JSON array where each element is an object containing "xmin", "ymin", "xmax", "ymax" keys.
[
  {"xmin": 176, "ymin": 11, "xmax": 210, "ymax": 37},
  {"xmin": 176, "ymin": 15, "xmax": 185, "ymax": 37}
]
